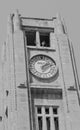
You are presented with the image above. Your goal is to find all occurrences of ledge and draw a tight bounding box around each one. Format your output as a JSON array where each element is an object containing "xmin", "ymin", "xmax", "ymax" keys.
[
  {"xmin": 30, "ymin": 83, "xmax": 62, "ymax": 89},
  {"xmin": 67, "ymin": 86, "xmax": 77, "ymax": 91},
  {"xmin": 26, "ymin": 46, "xmax": 56, "ymax": 51}
]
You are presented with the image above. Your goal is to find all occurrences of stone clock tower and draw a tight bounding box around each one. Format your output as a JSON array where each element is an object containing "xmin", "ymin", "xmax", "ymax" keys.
[{"xmin": 1, "ymin": 10, "xmax": 80, "ymax": 130}]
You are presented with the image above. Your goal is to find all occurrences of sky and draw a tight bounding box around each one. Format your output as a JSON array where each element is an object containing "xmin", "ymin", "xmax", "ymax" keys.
[{"xmin": 0, "ymin": 0, "xmax": 80, "ymax": 80}]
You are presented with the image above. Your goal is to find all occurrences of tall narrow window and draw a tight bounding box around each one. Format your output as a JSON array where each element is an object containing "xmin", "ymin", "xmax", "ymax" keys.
[
  {"xmin": 45, "ymin": 107, "xmax": 49, "ymax": 114},
  {"xmin": 5, "ymin": 106, "xmax": 8, "ymax": 118},
  {"xmin": 26, "ymin": 31, "xmax": 36, "ymax": 46},
  {"xmin": 46, "ymin": 117, "xmax": 50, "ymax": 130},
  {"xmin": 37, "ymin": 107, "xmax": 42, "ymax": 114},
  {"xmin": 38, "ymin": 117, "xmax": 42, "ymax": 130},
  {"xmin": 53, "ymin": 108, "xmax": 58, "ymax": 114},
  {"xmin": 40, "ymin": 32, "xmax": 50, "ymax": 47},
  {"xmin": 53, "ymin": 107, "xmax": 59, "ymax": 130},
  {"xmin": 54, "ymin": 117, "xmax": 59, "ymax": 130}
]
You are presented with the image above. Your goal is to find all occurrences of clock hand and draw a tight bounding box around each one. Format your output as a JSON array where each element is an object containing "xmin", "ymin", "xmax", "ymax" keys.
[{"xmin": 41, "ymin": 63, "xmax": 53, "ymax": 72}]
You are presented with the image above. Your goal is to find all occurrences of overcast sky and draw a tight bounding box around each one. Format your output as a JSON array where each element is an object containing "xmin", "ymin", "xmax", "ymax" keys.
[{"xmin": 0, "ymin": 0, "xmax": 80, "ymax": 80}]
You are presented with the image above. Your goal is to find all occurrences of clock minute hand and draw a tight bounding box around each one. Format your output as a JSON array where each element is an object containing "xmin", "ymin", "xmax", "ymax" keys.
[{"xmin": 41, "ymin": 63, "xmax": 52, "ymax": 72}]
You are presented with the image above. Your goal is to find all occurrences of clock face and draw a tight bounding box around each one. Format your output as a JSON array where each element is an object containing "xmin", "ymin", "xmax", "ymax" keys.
[{"xmin": 29, "ymin": 55, "xmax": 57, "ymax": 79}]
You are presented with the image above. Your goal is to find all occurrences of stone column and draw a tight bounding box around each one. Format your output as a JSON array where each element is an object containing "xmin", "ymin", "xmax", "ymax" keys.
[
  {"xmin": 36, "ymin": 31, "xmax": 40, "ymax": 47},
  {"xmin": 50, "ymin": 32, "xmax": 56, "ymax": 49}
]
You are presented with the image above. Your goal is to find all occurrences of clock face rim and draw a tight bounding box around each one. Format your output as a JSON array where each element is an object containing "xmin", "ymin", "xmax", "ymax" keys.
[{"xmin": 29, "ymin": 54, "xmax": 58, "ymax": 79}]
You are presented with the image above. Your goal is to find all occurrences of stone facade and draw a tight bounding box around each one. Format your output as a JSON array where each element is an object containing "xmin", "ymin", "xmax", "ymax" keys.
[{"xmin": 1, "ymin": 10, "xmax": 80, "ymax": 130}]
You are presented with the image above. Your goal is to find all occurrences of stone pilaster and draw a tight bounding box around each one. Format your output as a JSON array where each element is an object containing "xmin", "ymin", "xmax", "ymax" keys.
[
  {"xmin": 6, "ymin": 14, "xmax": 17, "ymax": 130},
  {"xmin": 13, "ymin": 10, "xmax": 21, "ymax": 32},
  {"xmin": 54, "ymin": 13, "xmax": 64, "ymax": 34},
  {"xmin": 36, "ymin": 31, "xmax": 40, "ymax": 47},
  {"xmin": 50, "ymin": 32, "xmax": 56, "ymax": 49},
  {"xmin": 13, "ymin": 10, "xmax": 30, "ymax": 130}
]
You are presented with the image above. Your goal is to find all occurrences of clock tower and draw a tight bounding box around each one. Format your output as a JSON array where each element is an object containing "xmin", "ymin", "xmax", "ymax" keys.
[{"xmin": 1, "ymin": 10, "xmax": 80, "ymax": 130}]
